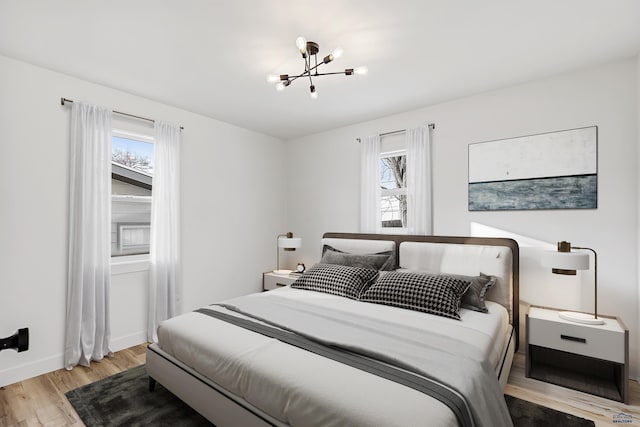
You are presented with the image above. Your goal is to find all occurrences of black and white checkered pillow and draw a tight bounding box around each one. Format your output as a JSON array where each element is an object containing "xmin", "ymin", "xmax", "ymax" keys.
[
  {"xmin": 291, "ymin": 263, "xmax": 379, "ymax": 299},
  {"xmin": 360, "ymin": 271, "xmax": 471, "ymax": 320},
  {"xmin": 398, "ymin": 269, "xmax": 497, "ymax": 313}
]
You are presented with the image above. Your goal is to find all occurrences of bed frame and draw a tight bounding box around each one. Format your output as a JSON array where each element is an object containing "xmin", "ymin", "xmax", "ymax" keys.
[{"xmin": 147, "ymin": 232, "xmax": 519, "ymax": 426}]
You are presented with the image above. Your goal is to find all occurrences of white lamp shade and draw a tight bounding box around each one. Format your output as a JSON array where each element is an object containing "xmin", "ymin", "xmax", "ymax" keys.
[
  {"xmin": 541, "ymin": 250, "xmax": 589, "ymax": 270},
  {"xmin": 278, "ymin": 236, "xmax": 302, "ymax": 249}
]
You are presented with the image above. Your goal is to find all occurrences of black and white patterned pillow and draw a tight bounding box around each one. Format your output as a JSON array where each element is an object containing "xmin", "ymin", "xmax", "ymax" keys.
[
  {"xmin": 360, "ymin": 271, "xmax": 471, "ymax": 320},
  {"xmin": 291, "ymin": 263, "xmax": 379, "ymax": 299},
  {"xmin": 398, "ymin": 269, "xmax": 497, "ymax": 313}
]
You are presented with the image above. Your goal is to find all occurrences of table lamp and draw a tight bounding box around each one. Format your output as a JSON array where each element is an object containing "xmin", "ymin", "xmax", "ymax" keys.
[
  {"xmin": 541, "ymin": 241, "xmax": 604, "ymax": 325},
  {"xmin": 274, "ymin": 232, "xmax": 302, "ymax": 274}
]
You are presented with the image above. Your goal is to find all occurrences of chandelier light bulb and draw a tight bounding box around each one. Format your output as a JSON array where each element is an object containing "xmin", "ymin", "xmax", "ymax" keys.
[
  {"xmin": 310, "ymin": 85, "xmax": 318, "ymax": 99},
  {"xmin": 266, "ymin": 74, "xmax": 279, "ymax": 83},
  {"xmin": 331, "ymin": 47, "xmax": 344, "ymax": 60},
  {"xmin": 295, "ymin": 36, "xmax": 307, "ymax": 53},
  {"xmin": 355, "ymin": 66, "xmax": 369, "ymax": 76},
  {"xmin": 276, "ymin": 82, "xmax": 286, "ymax": 91}
]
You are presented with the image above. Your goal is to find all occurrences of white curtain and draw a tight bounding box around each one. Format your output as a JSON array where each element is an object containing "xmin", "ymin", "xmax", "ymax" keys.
[
  {"xmin": 360, "ymin": 135, "xmax": 381, "ymax": 233},
  {"xmin": 148, "ymin": 121, "xmax": 181, "ymax": 342},
  {"xmin": 65, "ymin": 102, "xmax": 113, "ymax": 369},
  {"xmin": 406, "ymin": 126, "xmax": 432, "ymax": 235}
]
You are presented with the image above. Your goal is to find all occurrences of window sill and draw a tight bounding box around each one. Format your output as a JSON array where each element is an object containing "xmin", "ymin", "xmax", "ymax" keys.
[{"xmin": 111, "ymin": 254, "xmax": 150, "ymax": 275}]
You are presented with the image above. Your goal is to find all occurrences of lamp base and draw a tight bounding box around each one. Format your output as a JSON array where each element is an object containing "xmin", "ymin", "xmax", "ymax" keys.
[
  {"xmin": 273, "ymin": 269, "xmax": 292, "ymax": 275},
  {"xmin": 558, "ymin": 311, "xmax": 605, "ymax": 325}
]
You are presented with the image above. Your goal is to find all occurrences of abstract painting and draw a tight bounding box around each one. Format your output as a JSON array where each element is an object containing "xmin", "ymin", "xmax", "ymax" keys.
[{"xmin": 468, "ymin": 126, "xmax": 597, "ymax": 211}]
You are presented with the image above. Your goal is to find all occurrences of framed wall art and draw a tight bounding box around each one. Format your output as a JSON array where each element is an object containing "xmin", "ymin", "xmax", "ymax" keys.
[{"xmin": 468, "ymin": 126, "xmax": 597, "ymax": 211}]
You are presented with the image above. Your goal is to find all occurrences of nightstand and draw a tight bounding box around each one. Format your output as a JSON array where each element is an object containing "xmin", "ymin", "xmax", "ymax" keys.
[
  {"xmin": 262, "ymin": 271, "xmax": 299, "ymax": 291},
  {"xmin": 526, "ymin": 305, "xmax": 628, "ymax": 403}
]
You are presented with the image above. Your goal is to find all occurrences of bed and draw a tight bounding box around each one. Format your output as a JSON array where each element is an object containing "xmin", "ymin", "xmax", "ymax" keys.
[{"xmin": 147, "ymin": 233, "xmax": 519, "ymax": 427}]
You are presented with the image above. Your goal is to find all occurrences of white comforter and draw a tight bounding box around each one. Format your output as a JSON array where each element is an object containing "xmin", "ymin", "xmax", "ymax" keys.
[{"xmin": 157, "ymin": 287, "xmax": 512, "ymax": 427}]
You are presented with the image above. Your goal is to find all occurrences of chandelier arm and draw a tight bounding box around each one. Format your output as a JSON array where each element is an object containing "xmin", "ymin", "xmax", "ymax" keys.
[
  {"xmin": 313, "ymin": 71, "xmax": 352, "ymax": 77},
  {"xmin": 282, "ymin": 58, "xmax": 324, "ymax": 83},
  {"xmin": 288, "ymin": 69, "xmax": 310, "ymax": 82},
  {"xmin": 279, "ymin": 68, "xmax": 352, "ymax": 87},
  {"xmin": 290, "ymin": 61, "xmax": 326, "ymax": 80}
]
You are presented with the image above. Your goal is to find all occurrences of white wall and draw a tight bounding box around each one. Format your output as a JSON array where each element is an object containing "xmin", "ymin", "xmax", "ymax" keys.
[
  {"xmin": 0, "ymin": 54, "xmax": 285, "ymax": 387},
  {"xmin": 1, "ymin": 52, "xmax": 637, "ymax": 385},
  {"xmin": 284, "ymin": 58, "xmax": 639, "ymax": 378}
]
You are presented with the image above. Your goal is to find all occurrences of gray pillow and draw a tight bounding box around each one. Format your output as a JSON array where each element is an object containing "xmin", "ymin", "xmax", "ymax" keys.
[
  {"xmin": 454, "ymin": 273, "xmax": 497, "ymax": 313},
  {"xmin": 321, "ymin": 245, "xmax": 395, "ymax": 270}
]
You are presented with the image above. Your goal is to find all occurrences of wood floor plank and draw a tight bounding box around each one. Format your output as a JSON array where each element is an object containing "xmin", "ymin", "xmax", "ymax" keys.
[{"xmin": 1, "ymin": 383, "xmax": 32, "ymax": 425}]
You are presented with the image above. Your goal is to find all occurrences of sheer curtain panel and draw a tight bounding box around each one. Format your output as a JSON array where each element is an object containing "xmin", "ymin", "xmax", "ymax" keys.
[
  {"xmin": 65, "ymin": 102, "xmax": 113, "ymax": 369},
  {"xmin": 148, "ymin": 121, "xmax": 181, "ymax": 342},
  {"xmin": 360, "ymin": 135, "xmax": 381, "ymax": 233},
  {"xmin": 406, "ymin": 126, "xmax": 432, "ymax": 235}
]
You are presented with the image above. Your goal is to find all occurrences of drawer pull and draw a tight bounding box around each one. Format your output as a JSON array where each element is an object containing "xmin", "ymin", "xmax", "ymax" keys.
[
  {"xmin": 560, "ymin": 334, "xmax": 586, "ymax": 343},
  {"xmin": 276, "ymin": 283, "xmax": 287, "ymax": 287}
]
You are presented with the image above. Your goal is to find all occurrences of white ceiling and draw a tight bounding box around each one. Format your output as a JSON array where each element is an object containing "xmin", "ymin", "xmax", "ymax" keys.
[{"xmin": 2, "ymin": 1, "xmax": 640, "ymax": 140}]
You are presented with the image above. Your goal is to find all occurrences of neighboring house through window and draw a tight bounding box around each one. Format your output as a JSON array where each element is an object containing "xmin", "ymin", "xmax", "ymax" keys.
[{"xmin": 111, "ymin": 131, "xmax": 154, "ymax": 257}]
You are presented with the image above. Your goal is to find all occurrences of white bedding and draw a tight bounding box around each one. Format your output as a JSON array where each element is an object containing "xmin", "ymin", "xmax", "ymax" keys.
[
  {"xmin": 157, "ymin": 287, "xmax": 511, "ymax": 427},
  {"xmin": 269, "ymin": 286, "xmax": 508, "ymax": 369}
]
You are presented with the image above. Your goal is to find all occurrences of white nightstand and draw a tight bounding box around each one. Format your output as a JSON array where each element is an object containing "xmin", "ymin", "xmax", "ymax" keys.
[
  {"xmin": 262, "ymin": 271, "xmax": 299, "ymax": 291},
  {"xmin": 525, "ymin": 305, "xmax": 629, "ymax": 403}
]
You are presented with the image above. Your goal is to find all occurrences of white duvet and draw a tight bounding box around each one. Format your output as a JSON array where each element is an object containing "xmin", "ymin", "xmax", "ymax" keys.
[{"xmin": 157, "ymin": 287, "xmax": 512, "ymax": 427}]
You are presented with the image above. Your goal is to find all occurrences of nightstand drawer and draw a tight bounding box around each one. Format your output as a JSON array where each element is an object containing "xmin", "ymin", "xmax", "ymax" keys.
[
  {"xmin": 528, "ymin": 316, "xmax": 625, "ymax": 363},
  {"xmin": 263, "ymin": 272, "xmax": 298, "ymax": 291}
]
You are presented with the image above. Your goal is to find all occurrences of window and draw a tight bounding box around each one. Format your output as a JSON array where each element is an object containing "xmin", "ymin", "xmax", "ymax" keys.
[
  {"xmin": 379, "ymin": 133, "xmax": 407, "ymax": 231},
  {"xmin": 380, "ymin": 152, "xmax": 406, "ymax": 228},
  {"xmin": 111, "ymin": 132, "xmax": 154, "ymax": 257},
  {"xmin": 361, "ymin": 127, "xmax": 431, "ymax": 235}
]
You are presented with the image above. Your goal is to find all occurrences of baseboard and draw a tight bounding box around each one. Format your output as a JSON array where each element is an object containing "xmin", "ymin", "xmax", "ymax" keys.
[
  {"xmin": 110, "ymin": 331, "xmax": 148, "ymax": 353},
  {"xmin": 0, "ymin": 353, "xmax": 63, "ymax": 388},
  {"xmin": 0, "ymin": 331, "xmax": 148, "ymax": 388}
]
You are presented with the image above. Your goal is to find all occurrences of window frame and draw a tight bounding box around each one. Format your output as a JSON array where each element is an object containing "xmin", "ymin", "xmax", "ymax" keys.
[
  {"xmin": 110, "ymin": 129, "xmax": 155, "ymax": 267},
  {"xmin": 379, "ymin": 148, "xmax": 408, "ymax": 234}
]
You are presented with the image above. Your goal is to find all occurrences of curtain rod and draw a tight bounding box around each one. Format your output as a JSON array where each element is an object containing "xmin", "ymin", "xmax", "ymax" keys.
[
  {"xmin": 356, "ymin": 123, "xmax": 435, "ymax": 143},
  {"xmin": 60, "ymin": 98, "xmax": 184, "ymax": 131}
]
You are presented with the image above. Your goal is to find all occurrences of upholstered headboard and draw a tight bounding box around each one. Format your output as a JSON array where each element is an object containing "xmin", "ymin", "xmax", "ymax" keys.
[
  {"xmin": 322, "ymin": 232, "xmax": 520, "ymax": 350},
  {"xmin": 399, "ymin": 242, "xmax": 513, "ymax": 322}
]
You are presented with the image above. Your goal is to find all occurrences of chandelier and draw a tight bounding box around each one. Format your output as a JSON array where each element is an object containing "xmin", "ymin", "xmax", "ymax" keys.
[{"xmin": 267, "ymin": 36, "xmax": 368, "ymax": 99}]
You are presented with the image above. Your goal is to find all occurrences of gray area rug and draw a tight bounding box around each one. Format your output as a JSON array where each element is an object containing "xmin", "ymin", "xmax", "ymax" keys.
[
  {"xmin": 505, "ymin": 394, "xmax": 595, "ymax": 427},
  {"xmin": 65, "ymin": 365, "xmax": 211, "ymax": 426},
  {"xmin": 66, "ymin": 364, "xmax": 595, "ymax": 427}
]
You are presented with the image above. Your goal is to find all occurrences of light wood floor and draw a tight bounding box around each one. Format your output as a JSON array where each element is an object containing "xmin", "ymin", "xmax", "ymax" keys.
[
  {"xmin": 1, "ymin": 346, "xmax": 638, "ymax": 426},
  {"xmin": 0, "ymin": 345, "xmax": 146, "ymax": 426}
]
